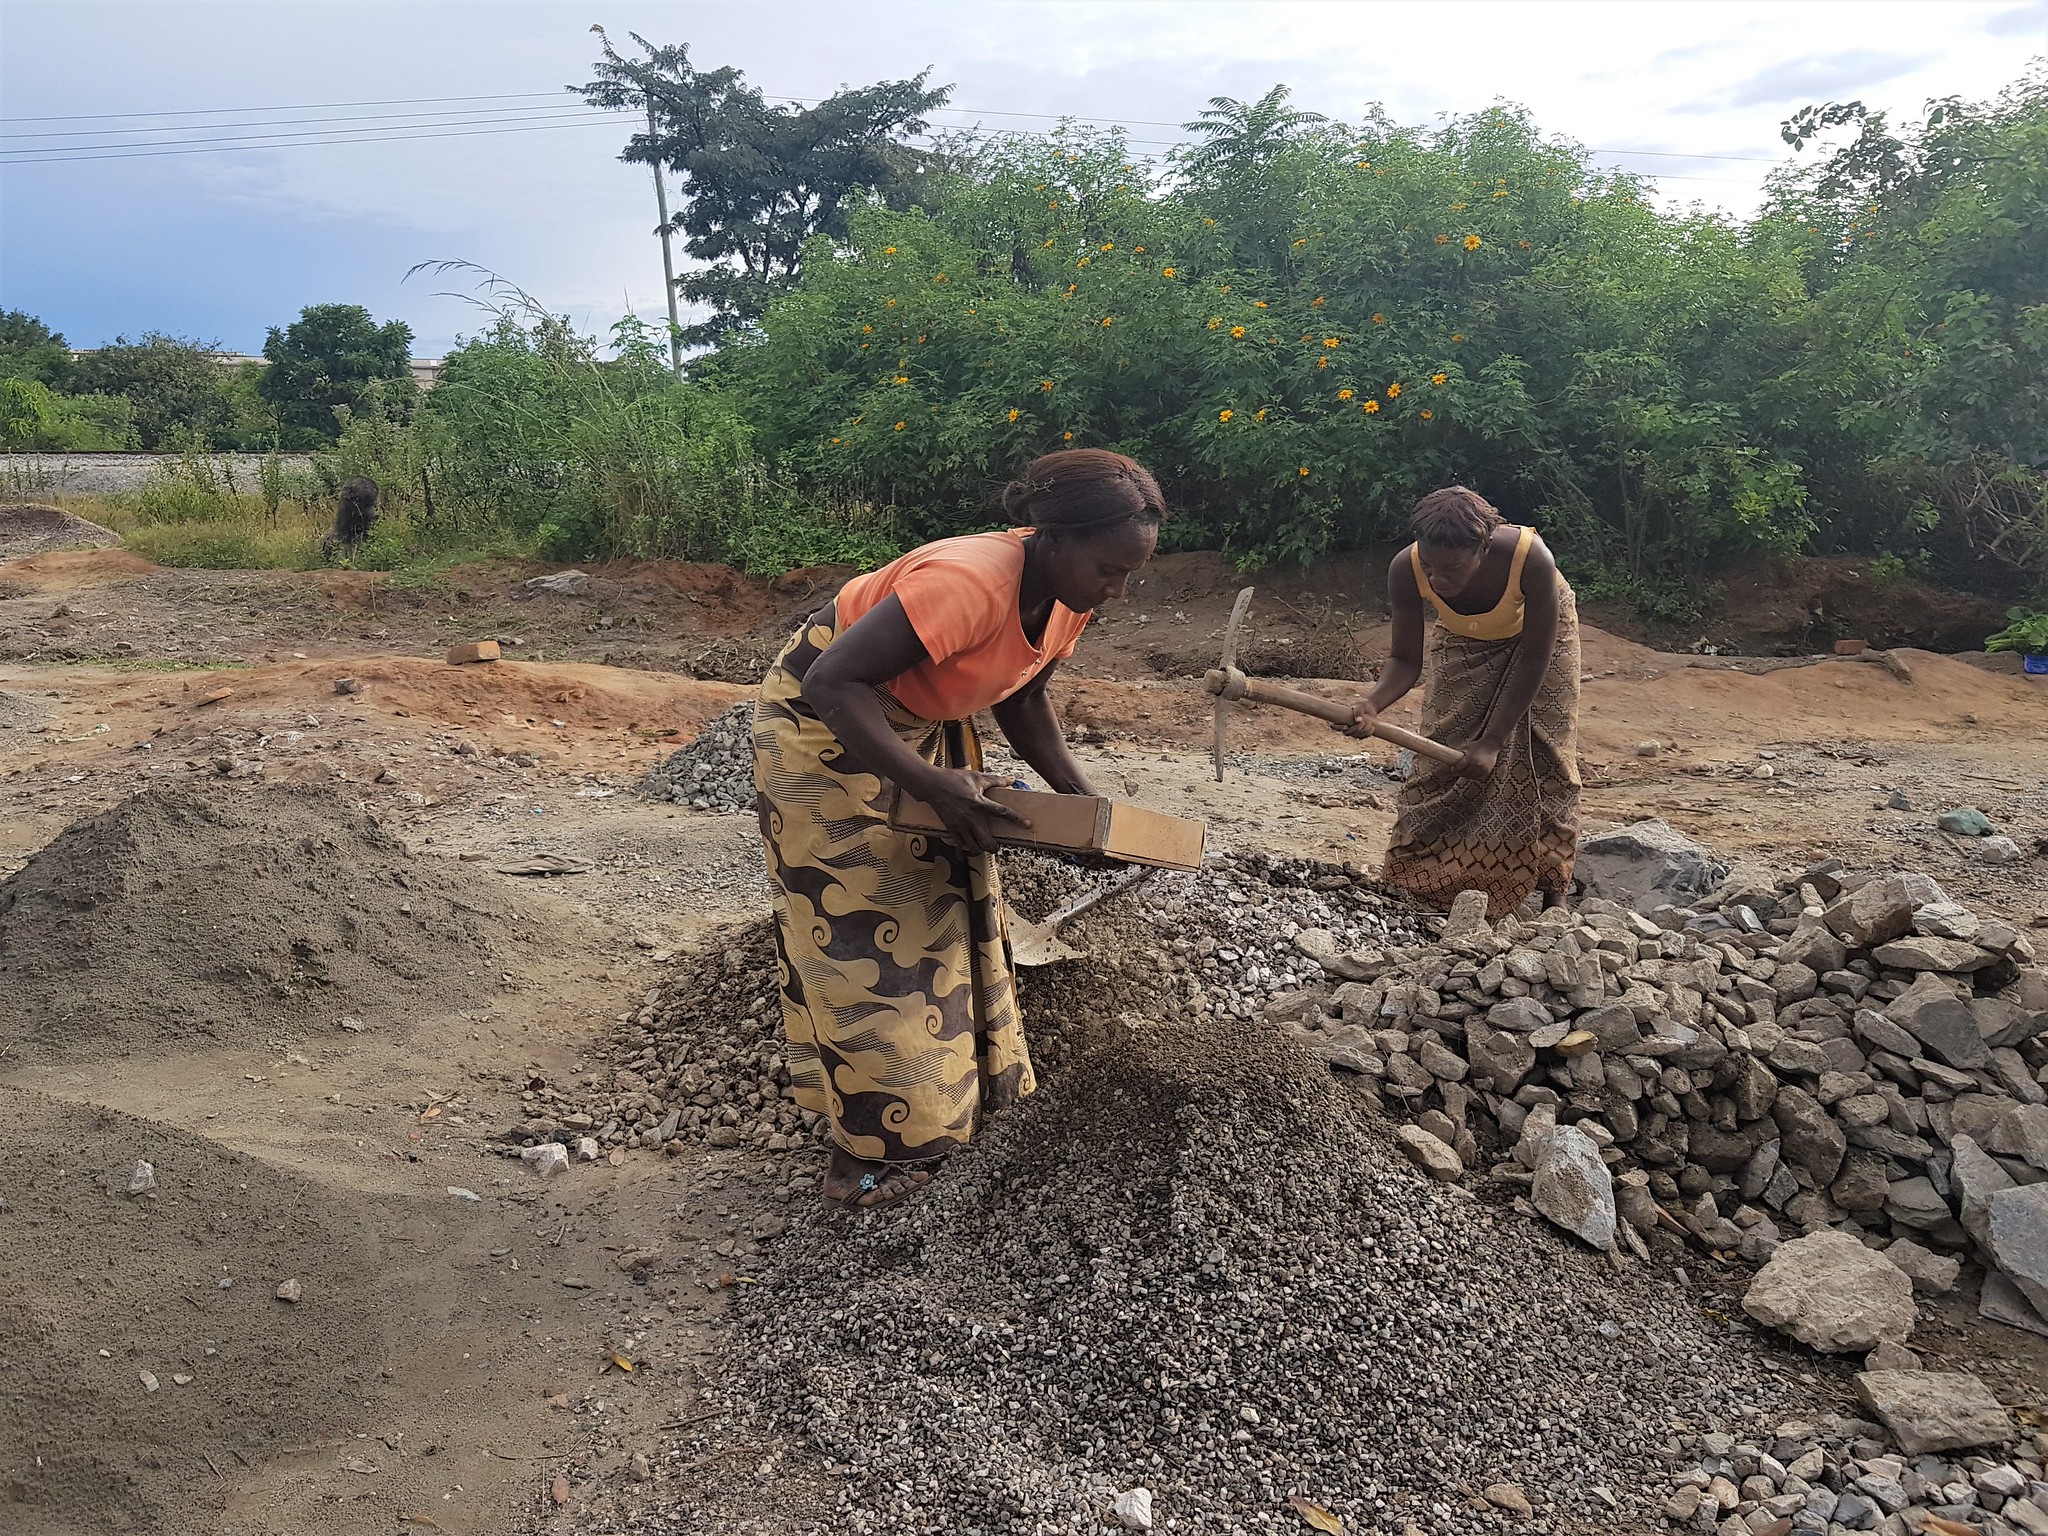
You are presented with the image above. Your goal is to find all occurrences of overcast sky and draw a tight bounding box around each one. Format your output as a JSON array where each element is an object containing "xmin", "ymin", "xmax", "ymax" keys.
[{"xmin": 3, "ymin": 0, "xmax": 2042, "ymax": 358}]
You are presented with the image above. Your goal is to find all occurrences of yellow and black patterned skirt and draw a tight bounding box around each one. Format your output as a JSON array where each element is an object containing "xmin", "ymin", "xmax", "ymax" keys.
[
  {"xmin": 1382, "ymin": 586, "xmax": 1582, "ymax": 919},
  {"xmin": 751, "ymin": 607, "xmax": 1031, "ymax": 1164}
]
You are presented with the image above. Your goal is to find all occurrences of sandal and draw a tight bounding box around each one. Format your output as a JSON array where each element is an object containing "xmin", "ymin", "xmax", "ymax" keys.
[{"xmin": 855, "ymin": 1165, "xmax": 933, "ymax": 1209}]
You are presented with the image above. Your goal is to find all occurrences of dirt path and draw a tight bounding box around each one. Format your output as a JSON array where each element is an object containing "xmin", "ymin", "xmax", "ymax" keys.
[{"xmin": 0, "ymin": 547, "xmax": 2042, "ymax": 1534}]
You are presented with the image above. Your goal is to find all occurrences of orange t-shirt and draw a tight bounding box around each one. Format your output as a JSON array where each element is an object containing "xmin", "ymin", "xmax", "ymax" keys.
[{"xmin": 833, "ymin": 529, "xmax": 1090, "ymax": 721}]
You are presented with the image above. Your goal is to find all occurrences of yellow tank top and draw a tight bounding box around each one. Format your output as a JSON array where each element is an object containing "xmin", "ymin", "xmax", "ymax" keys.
[{"xmin": 1410, "ymin": 525, "xmax": 1534, "ymax": 641}]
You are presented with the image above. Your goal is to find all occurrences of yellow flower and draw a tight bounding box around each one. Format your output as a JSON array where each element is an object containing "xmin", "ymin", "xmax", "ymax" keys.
[
  {"xmin": 859, "ymin": 343, "xmax": 869, "ymax": 350},
  {"xmin": 916, "ymin": 335, "xmax": 926, "ymax": 343},
  {"xmin": 1493, "ymin": 189, "xmax": 1509, "ymax": 198},
  {"xmin": 853, "ymin": 415, "xmax": 863, "ymax": 423},
  {"xmin": 1435, "ymin": 234, "xmax": 1450, "ymax": 245},
  {"xmin": 1077, "ymin": 256, "xmax": 1091, "ymax": 267},
  {"xmin": 883, "ymin": 245, "xmax": 897, "ymax": 254},
  {"xmin": 1316, "ymin": 356, "xmax": 1329, "ymax": 369},
  {"xmin": 1162, "ymin": 266, "xmax": 1177, "ymax": 278},
  {"xmin": 1100, "ymin": 242, "xmax": 1114, "ymax": 251},
  {"xmin": 1218, "ymin": 409, "xmax": 1233, "ymax": 422},
  {"xmin": 1219, "ymin": 284, "xmax": 1231, "ymax": 293},
  {"xmin": 1298, "ymin": 466, "xmax": 1310, "ymax": 476},
  {"xmin": 1431, "ymin": 372, "xmax": 1447, "ymax": 386},
  {"xmin": 1292, "ymin": 237, "xmax": 1307, "ymax": 247},
  {"xmin": 1100, "ymin": 315, "xmax": 1113, "ymax": 327},
  {"xmin": 1451, "ymin": 333, "xmax": 1465, "ymax": 342},
  {"xmin": 1063, "ymin": 431, "xmax": 1073, "ymax": 440},
  {"xmin": 1363, "ymin": 399, "xmax": 1380, "ymax": 414},
  {"xmin": 1420, "ymin": 409, "xmax": 1435, "ymax": 420},
  {"xmin": 893, "ymin": 421, "xmax": 905, "ymax": 431},
  {"xmin": 1207, "ymin": 318, "xmax": 1221, "ymax": 330},
  {"xmin": 1323, "ymin": 337, "xmax": 1340, "ymax": 348},
  {"xmin": 1043, "ymin": 239, "xmax": 1055, "ymax": 248},
  {"xmin": 885, "ymin": 297, "xmax": 897, "ymax": 307},
  {"xmin": 1311, "ymin": 295, "xmax": 1325, "ymax": 307},
  {"xmin": 934, "ymin": 272, "xmax": 948, "ymax": 282},
  {"xmin": 1230, "ymin": 325, "xmax": 1246, "ymax": 338},
  {"xmin": 1134, "ymin": 245, "xmax": 1146, "ymax": 253},
  {"xmin": 1204, "ymin": 218, "xmax": 1216, "ymax": 226},
  {"xmin": 862, "ymin": 324, "xmax": 873, "ymax": 334},
  {"xmin": 1387, "ymin": 382, "xmax": 1402, "ymax": 398},
  {"xmin": 1518, "ymin": 240, "xmax": 1531, "ymax": 249},
  {"xmin": 1007, "ymin": 408, "xmax": 1020, "ymax": 422},
  {"xmin": 1253, "ymin": 300, "xmax": 1268, "ymax": 308},
  {"xmin": 831, "ymin": 436, "xmax": 841, "ymax": 444},
  {"xmin": 1450, "ymin": 202, "xmax": 1466, "ymax": 212},
  {"xmin": 1065, "ymin": 284, "xmax": 1077, "ymax": 296},
  {"xmin": 1337, "ymin": 388, "xmax": 1354, "ymax": 401},
  {"xmin": 1355, "ymin": 159, "xmax": 1369, "ymax": 169},
  {"xmin": 1254, "ymin": 408, "xmax": 1267, "ymax": 421},
  {"xmin": 1372, "ymin": 312, "xmax": 1387, "ymax": 325},
  {"xmin": 1041, "ymin": 379, "xmax": 1054, "ymax": 391},
  {"xmin": 893, "ymin": 374, "xmax": 909, "ymax": 385},
  {"xmin": 968, "ymin": 307, "xmax": 977, "ymax": 315},
  {"xmin": 1464, "ymin": 234, "xmax": 1482, "ymax": 251}
]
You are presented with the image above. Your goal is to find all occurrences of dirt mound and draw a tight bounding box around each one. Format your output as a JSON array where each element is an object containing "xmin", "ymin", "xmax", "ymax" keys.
[
  {"xmin": 0, "ymin": 502, "xmax": 122, "ymax": 560},
  {"xmin": 0, "ymin": 1086, "xmax": 380, "ymax": 1535},
  {"xmin": 0, "ymin": 686, "xmax": 48, "ymax": 731},
  {"xmin": 678, "ymin": 991, "xmax": 1788, "ymax": 1534},
  {"xmin": 0, "ymin": 786, "xmax": 497, "ymax": 1057}
]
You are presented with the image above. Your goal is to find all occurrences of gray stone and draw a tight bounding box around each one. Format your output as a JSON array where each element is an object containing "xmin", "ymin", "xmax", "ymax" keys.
[
  {"xmin": 1871, "ymin": 935, "xmax": 1997, "ymax": 974},
  {"xmin": 1831, "ymin": 1154, "xmax": 1889, "ymax": 1213},
  {"xmin": 521, "ymin": 1142, "xmax": 570, "ymax": 1177},
  {"xmin": 1308, "ymin": 1026, "xmax": 1383, "ymax": 1075},
  {"xmin": 1415, "ymin": 1038, "xmax": 1468, "ymax": 1082},
  {"xmin": 1742, "ymin": 1230, "xmax": 1916, "ymax": 1352},
  {"xmin": 1113, "ymin": 1487, "xmax": 1153, "ymax": 1531},
  {"xmin": 1952, "ymin": 1134, "xmax": 2015, "ymax": 1254},
  {"xmin": 1394, "ymin": 1124, "xmax": 1464, "ymax": 1182},
  {"xmin": 1577, "ymin": 1003, "xmax": 1643, "ymax": 1053},
  {"xmin": 1987, "ymin": 1183, "xmax": 2048, "ymax": 1316},
  {"xmin": 1530, "ymin": 1124, "xmax": 1617, "ymax": 1251},
  {"xmin": 1513, "ymin": 1102, "xmax": 1559, "ymax": 1170},
  {"xmin": 1467, "ymin": 1022, "xmax": 1537, "ymax": 1095},
  {"xmin": 1773, "ymin": 1085, "xmax": 1848, "ymax": 1184},
  {"xmin": 1883, "ymin": 1176, "xmax": 1951, "ymax": 1232},
  {"xmin": 1443, "ymin": 889, "xmax": 1491, "ymax": 939},
  {"xmin": 1912, "ymin": 901, "xmax": 1982, "ymax": 943},
  {"xmin": 1981, "ymin": 1268, "xmax": 2048, "ymax": 1338},
  {"xmin": 1988, "ymin": 1102, "xmax": 2048, "ymax": 1171},
  {"xmin": 1887, "ymin": 980, "xmax": 1992, "ymax": 1070},
  {"xmin": 1576, "ymin": 819, "xmax": 1722, "ymax": 912},
  {"xmin": 1780, "ymin": 924, "xmax": 1848, "ymax": 975},
  {"xmin": 1486, "ymin": 996, "xmax": 1553, "ymax": 1033},
  {"xmin": 126, "ymin": 1159, "xmax": 156, "ymax": 1196},
  {"xmin": 1853, "ymin": 1009, "xmax": 1923, "ymax": 1061},
  {"xmin": 1824, "ymin": 873, "xmax": 1949, "ymax": 948},
  {"xmin": 525, "ymin": 569, "xmax": 593, "ymax": 596},
  {"xmin": 1882, "ymin": 1239, "xmax": 1959, "ymax": 1296},
  {"xmin": 1853, "ymin": 1370, "xmax": 2016, "ymax": 1456}
]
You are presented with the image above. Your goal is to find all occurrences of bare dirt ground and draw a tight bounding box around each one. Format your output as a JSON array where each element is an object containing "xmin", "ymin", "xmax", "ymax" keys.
[{"xmin": 0, "ymin": 539, "xmax": 2042, "ymax": 1535}]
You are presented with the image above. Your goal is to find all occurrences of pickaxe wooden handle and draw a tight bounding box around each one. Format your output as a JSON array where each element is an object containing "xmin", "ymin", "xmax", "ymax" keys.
[{"xmin": 1205, "ymin": 665, "xmax": 1468, "ymax": 768}]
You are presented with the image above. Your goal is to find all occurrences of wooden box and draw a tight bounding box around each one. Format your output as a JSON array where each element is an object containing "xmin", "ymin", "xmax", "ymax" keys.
[{"xmin": 887, "ymin": 787, "xmax": 1205, "ymax": 871}]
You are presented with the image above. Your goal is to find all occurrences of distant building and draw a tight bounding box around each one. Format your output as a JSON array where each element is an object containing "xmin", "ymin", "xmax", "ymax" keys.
[{"xmin": 69, "ymin": 350, "xmax": 443, "ymax": 389}]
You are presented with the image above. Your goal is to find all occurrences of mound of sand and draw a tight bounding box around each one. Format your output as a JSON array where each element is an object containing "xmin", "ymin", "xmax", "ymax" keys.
[
  {"xmin": 0, "ymin": 502, "xmax": 122, "ymax": 560},
  {"xmin": 0, "ymin": 786, "xmax": 497, "ymax": 1057},
  {"xmin": 0, "ymin": 1087, "xmax": 381, "ymax": 1534}
]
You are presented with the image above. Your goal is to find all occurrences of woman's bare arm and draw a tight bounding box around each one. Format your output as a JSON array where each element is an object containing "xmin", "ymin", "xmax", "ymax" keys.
[
  {"xmin": 990, "ymin": 661, "xmax": 1097, "ymax": 795},
  {"xmin": 1340, "ymin": 550, "xmax": 1425, "ymax": 736}
]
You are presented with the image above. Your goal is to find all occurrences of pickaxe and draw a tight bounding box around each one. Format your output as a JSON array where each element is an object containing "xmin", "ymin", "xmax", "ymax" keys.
[{"xmin": 1204, "ymin": 586, "xmax": 1466, "ymax": 781}]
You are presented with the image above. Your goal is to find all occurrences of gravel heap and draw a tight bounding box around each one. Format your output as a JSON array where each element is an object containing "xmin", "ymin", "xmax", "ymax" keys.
[
  {"xmin": 665, "ymin": 1004, "xmax": 1790, "ymax": 1534},
  {"xmin": 640, "ymin": 701, "xmax": 757, "ymax": 814},
  {"xmin": 0, "ymin": 501, "xmax": 122, "ymax": 558},
  {"xmin": 1654, "ymin": 1409, "xmax": 2048, "ymax": 1535},
  {"xmin": 536, "ymin": 854, "xmax": 1431, "ymax": 1159},
  {"xmin": 0, "ymin": 786, "xmax": 500, "ymax": 1057}
]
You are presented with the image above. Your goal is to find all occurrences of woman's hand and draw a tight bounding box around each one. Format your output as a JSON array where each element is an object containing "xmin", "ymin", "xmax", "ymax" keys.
[
  {"xmin": 1336, "ymin": 699, "xmax": 1381, "ymax": 740},
  {"xmin": 918, "ymin": 768, "xmax": 1032, "ymax": 854},
  {"xmin": 1457, "ymin": 738, "xmax": 1504, "ymax": 781}
]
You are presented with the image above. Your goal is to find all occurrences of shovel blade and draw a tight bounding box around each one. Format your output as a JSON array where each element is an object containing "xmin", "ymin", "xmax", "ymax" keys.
[{"xmin": 1005, "ymin": 906, "xmax": 1086, "ymax": 967}]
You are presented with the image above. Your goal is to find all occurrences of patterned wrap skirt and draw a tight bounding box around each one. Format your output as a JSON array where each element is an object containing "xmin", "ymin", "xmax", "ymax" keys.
[
  {"xmin": 751, "ymin": 605, "xmax": 1032, "ymax": 1164},
  {"xmin": 1382, "ymin": 585, "xmax": 1583, "ymax": 919}
]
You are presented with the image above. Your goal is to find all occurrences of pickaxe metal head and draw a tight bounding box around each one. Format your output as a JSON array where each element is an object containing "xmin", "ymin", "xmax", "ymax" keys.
[{"xmin": 1212, "ymin": 586, "xmax": 1255, "ymax": 781}]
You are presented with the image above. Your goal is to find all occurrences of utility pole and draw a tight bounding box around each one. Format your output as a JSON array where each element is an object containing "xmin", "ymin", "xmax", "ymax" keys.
[{"xmin": 647, "ymin": 96, "xmax": 684, "ymax": 378}]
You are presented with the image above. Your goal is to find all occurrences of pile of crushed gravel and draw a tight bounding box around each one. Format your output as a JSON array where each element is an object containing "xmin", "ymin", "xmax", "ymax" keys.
[
  {"xmin": 655, "ymin": 998, "xmax": 1791, "ymax": 1534},
  {"xmin": 0, "ymin": 501, "xmax": 122, "ymax": 559},
  {"xmin": 641, "ymin": 701, "xmax": 756, "ymax": 813},
  {"xmin": 0, "ymin": 786, "xmax": 500, "ymax": 1056}
]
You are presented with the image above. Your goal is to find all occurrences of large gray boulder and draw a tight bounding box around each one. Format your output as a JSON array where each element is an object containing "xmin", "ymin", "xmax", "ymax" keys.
[
  {"xmin": 1824, "ymin": 872, "xmax": 1948, "ymax": 947},
  {"xmin": 1530, "ymin": 1124, "xmax": 1616, "ymax": 1251},
  {"xmin": 1743, "ymin": 1230, "xmax": 1916, "ymax": 1352},
  {"xmin": 1575, "ymin": 819, "xmax": 1722, "ymax": 912},
  {"xmin": 1987, "ymin": 1184, "xmax": 2048, "ymax": 1317},
  {"xmin": 1952, "ymin": 1134, "xmax": 2015, "ymax": 1256},
  {"xmin": 1854, "ymin": 1370, "xmax": 2016, "ymax": 1457}
]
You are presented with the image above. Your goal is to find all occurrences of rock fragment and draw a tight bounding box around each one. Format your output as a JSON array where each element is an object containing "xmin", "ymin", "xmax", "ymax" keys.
[
  {"xmin": 1854, "ymin": 1370, "xmax": 2015, "ymax": 1456},
  {"xmin": 1742, "ymin": 1230, "xmax": 1914, "ymax": 1352}
]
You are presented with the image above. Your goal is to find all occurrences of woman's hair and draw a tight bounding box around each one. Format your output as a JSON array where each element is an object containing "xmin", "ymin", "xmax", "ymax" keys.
[
  {"xmin": 1002, "ymin": 449, "xmax": 1167, "ymax": 535},
  {"xmin": 1410, "ymin": 485, "xmax": 1504, "ymax": 549}
]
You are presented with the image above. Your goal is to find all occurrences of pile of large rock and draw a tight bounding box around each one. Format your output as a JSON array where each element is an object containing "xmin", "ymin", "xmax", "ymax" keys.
[
  {"xmin": 1270, "ymin": 821, "xmax": 2047, "ymax": 1340},
  {"xmin": 1654, "ymin": 1388, "xmax": 2043, "ymax": 1536},
  {"xmin": 639, "ymin": 701, "xmax": 757, "ymax": 814}
]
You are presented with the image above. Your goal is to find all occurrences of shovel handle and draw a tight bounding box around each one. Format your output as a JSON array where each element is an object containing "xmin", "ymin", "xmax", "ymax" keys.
[{"xmin": 1203, "ymin": 669, "xmax": 1466, "ymax": 767}]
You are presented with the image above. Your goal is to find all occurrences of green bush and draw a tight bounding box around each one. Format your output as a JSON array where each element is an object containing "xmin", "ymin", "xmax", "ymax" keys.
[
  {"xmin": 1985, "ymin": 607, "xmax": 2048, "ymax": 654},
  {"xmin": 135, "ymin": 445, "xmax": 244, "ymax": 522}
]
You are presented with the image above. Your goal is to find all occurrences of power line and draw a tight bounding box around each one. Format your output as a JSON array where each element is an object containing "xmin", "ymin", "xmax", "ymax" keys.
[
  {"xmin": 0, "ymin": 115, "xmax": 626, "ymax": 166},
  {"xmin": 4, "ymin": 86, "xmax": 1792, "ymax": 169},
  {"xmin": 0, "ymin": 101, "xmax": 611, "ymax": 141}
]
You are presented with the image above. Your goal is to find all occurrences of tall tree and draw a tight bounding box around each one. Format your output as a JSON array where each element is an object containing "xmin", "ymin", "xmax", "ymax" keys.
[
  {"xmin": 575, "ymin": 30, "xmax": 951, "ymax": 346},
  {"xmin": 258, "ymin": 303, "xmax": 416, "ymax": 441},
  {"xmin": 0, "ymin": 311, "xmax": 75, "ymax": 389},
  {"xmin": 71, "ymin": 332, "xmax": 231, "ymax": 449}
]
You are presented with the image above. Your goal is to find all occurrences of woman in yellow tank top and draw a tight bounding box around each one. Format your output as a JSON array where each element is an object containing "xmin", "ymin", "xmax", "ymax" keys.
[{"xmin": 1340, "ymin": 486, "xmax": 1582, "ymax": 916}]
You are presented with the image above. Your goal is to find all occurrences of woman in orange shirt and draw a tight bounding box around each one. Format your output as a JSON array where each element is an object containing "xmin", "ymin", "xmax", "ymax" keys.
[
  {"xmin": 753, "ymin": 449, "xmax": 1165, "ymax": 1207},
  {"xmin": 1343, "ymin": 486, "xmax": 1582, "ymax": 917}
]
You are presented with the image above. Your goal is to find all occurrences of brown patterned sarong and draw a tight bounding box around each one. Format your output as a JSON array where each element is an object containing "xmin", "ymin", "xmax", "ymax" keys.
[
  {"xmin": 751, "ymin": 607, "xmax": 1031, "ymax": 1164},
  {"xmin": 1382, "ymin": 584, "xmax": 1582, "ymax": 918}
]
